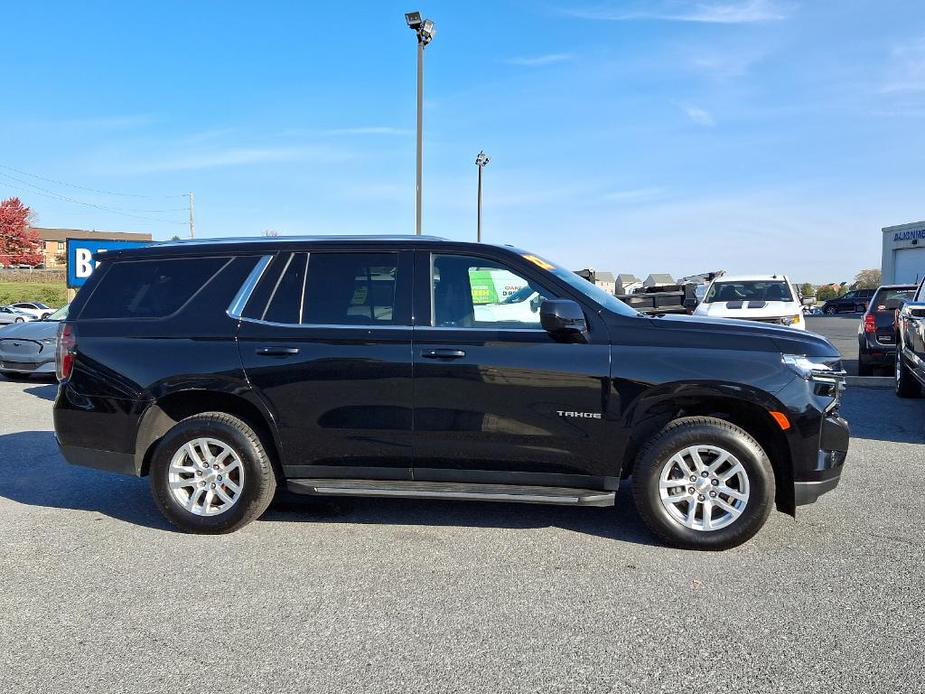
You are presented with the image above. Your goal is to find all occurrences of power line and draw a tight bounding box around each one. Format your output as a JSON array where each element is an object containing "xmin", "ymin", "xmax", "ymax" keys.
[
  {"xmin": 0, "ymin": 163, "xmax": 187, "ymax": 199},
  {"xmin": 0, "ymin": 173, "xmax": 186, "ymax": 225}
]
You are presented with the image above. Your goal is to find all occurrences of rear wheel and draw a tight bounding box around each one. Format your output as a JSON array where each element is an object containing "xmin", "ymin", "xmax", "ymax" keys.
[
  {"xmin": 150, "ymin": 412, "xmax": 277, "ymax": 533},
  {"xmin": 895, "ymin": 350, "xmax": 921, "ymax": 398},
  {"xmin": 632, "ymin": 417, "xmax": 775, "ymax": 550}
]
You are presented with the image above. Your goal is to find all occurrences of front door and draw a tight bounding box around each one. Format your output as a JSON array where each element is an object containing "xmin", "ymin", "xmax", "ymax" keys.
[
  {"xmin": 237, "ymin": 249, "xmax": 414, "ymax": 479},
  {"xmin": 411, "ymin": 251, "xmax": 614, "ymax": 487}
]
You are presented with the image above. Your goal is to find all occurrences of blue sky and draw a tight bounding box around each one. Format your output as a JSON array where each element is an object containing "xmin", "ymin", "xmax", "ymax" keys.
[{"xmin": 1, "ymin": 0, "xmax": 923, "ymax": 283}]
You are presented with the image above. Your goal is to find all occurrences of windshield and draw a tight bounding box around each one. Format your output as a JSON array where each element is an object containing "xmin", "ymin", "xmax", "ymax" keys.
[
  {"xmin": 704, "ymin": 280, "xmax": 794, "ymax": 303},
  {"xmin": 541, "ymin": 263, "xmax": 639, "ymax": 316},
  {"xmin": 46, "ymin": 305, "xmax": 69, "ymax": 321}
]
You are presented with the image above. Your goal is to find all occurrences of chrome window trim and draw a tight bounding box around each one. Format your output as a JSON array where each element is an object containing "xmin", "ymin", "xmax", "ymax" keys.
[
  {"xmin": 225, "ymin": 255, "xmax": 273, "ymax": 320},
  {"xmin": 226, "ymin": 255, "xmax": 272, "ymax": 319},
  {"xmin": 238, "ymin": 316, "xmax": 411, "ymax": 330},
  {"xmin": 414, "ymin": 325, "xmax": 547, "ymax": 333}
]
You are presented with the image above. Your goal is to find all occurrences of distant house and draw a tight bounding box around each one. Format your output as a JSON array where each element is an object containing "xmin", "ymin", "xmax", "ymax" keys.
[
  {"xmin": 594, "ymin": 271, "xmax": 616, "ymax": 295},
  {"xmin": 615, "ymin": 273, "xmax": 643, "ymax": 295},
  {"xmin": 31, "ymin": 227, "xmax": 153, "ymax": 269},
  {"xmin": 644, "ymin": 273, "xmax": 675, "ymax": 288}
]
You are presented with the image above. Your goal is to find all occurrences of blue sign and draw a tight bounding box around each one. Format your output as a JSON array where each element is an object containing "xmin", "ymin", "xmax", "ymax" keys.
[{"xmin": 66, "ymin": 238, "xmax": 151, "ymax": 288}]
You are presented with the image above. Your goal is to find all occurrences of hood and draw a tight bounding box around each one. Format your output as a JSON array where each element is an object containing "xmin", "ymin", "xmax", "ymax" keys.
[
  {"xmin": 648, "ymin": 313, "xmax": 839, "ymax": 358},
  {"xmin": 695, "ymin": 301, "xmax": 798, "ymax": 319},
  {"xmin": 0, "ymin": 319, "xmax": 60, "ymax": 340}
]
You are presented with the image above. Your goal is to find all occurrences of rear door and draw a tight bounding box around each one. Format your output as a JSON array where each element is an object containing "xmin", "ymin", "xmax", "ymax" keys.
[
  {"xmin": 237, "ymin": 248, "xmax": 414, "ymax": 479},
  {"xmin": 410, "ymin": 250, "xmax": 614, "ymax": 487}
]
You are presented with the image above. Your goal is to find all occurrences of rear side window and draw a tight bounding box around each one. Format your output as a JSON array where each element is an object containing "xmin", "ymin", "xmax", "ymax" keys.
[
  {"xmin": 303, "ymin": 253, "xmax": 400, "ymax": 325},
  {"xmin": 80, "ymin": 257, "xmax": 228, "ymax": 319}
]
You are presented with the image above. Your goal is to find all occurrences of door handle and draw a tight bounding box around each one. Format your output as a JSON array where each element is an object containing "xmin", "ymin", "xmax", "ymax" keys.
[
  {"xmin": 421, "ymin": 349, "xmax": 466, "ymax": 359},
  {"xmin": 256, "ymin": 346, "xmax": 300, "ymax": 357}
]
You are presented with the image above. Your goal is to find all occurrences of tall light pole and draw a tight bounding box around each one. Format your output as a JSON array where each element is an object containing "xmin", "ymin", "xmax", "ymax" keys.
[
  {"xmin": 405, "ymin": 11, "xmax": 435, "ymax": 235},
  {"xmin": 187, "ymin": 191, "xmax": 195, "ymax": 239},
  {"xmin": 475, "ymin": 151, "xmax": 489, "ymax": 242}
]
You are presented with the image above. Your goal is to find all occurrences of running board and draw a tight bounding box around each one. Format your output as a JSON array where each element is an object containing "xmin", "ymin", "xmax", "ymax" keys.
[{"xmin": 287, "ymin": 479, "xmax": 615, "ymax": 507}]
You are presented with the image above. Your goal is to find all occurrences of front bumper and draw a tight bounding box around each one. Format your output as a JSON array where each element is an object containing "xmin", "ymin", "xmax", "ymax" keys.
[
  {"xmin": 793, "ymin": 411, "xmax": 849, "ymax": 506},
  {"xmin": 0, "ymin": 356, "xmax": 55, "ymax": 374}
]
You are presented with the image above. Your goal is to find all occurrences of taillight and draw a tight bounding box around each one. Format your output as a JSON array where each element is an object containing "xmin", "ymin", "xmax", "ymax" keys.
[
  {"xmin": 863, "ymin": 314, "xmax": 876, "ymax": 334},
  {"xmin": 56, "ymin": 322, "xmax": 77, "ymax": 381}
]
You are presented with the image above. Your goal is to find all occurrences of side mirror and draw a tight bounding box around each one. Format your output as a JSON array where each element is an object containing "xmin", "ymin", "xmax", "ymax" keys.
[{"xmin": 540, "ymin": 299, "xmax": 588, "ymax": 341}]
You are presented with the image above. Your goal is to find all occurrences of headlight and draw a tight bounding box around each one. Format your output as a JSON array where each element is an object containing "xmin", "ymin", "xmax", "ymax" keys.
[
  {"xmin": 781, "ymin": 354, "xmax": 841, "ymax": 382},
  {"xmin": 780, "ymin": 314, "xmax": 802, "ymax": 326}
]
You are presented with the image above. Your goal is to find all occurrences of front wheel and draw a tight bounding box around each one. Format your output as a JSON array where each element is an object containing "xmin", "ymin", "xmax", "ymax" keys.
[
  {"xmin": 895, "ymin": 350, "xmax": 921, "ymax": 398},
  {"xmin": 150, "ymin": 412, "xmax": 277, "ymax": 533},
  {"xmin": 632, "ymin": 417, "xmax": 775, "ymax": 550},
  {"xmin": 14, "ymin": 317, "xmax": 24, "ymax": 323},
  {"xmin": 824, "ymin": 306, "xmax": 836, "ymax": 315}
]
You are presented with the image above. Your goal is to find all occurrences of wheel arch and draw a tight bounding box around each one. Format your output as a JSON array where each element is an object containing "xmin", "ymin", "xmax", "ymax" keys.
[
  {"xmin": 620, "ymin": 384, "xmax": 796, "ymax": 515},
  {"xmin": 134, "ymin": 389, "xmax": 283, "ymax": 481}
]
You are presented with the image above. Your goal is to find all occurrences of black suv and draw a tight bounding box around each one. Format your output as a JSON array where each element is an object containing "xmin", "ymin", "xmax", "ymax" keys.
[
  {"xmin": 53, "ymin": 237, "xmax": 849, "ymax": 550},
  {"xmin": 822, "ymin": 288, "xmax": 874, "ymax": 315},
  {"xmin": 857, "ymin": 284, "xmax": 917, "ymax": 376}
]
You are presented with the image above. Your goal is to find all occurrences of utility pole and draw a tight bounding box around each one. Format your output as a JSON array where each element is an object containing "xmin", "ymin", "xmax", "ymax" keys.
[
  {"xmin": 475, "ymin": 151, "xmax": 490, "ymax": 242},
  {"xmin": 416, "ymin": 39, "xmax": 423, "ymax": 236},
  {"xmin": 405, "ymin": 12, "xmax": 435, "ymax": 235},
  {"xmin": 187, "ymin": 191, "xmax": 195, "ymax": 239}
]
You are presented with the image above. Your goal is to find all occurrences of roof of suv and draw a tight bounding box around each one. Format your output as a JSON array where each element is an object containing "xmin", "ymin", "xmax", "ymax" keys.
[{"xmin": 97, "ymin": 235, "xmax": 513, "ymax": 261}]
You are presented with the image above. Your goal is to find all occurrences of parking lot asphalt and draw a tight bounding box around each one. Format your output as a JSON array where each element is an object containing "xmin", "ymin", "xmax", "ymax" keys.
[
  {"xmin": 805, "ymin": 314, "xmax": 865, "ymax": 375},
  {"xmin": 1, "ymin": 376, "xmax": 923, "ymax": 694}
]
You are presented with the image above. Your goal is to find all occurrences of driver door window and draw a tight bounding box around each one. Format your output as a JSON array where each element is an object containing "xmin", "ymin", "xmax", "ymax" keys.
[{"xmin": 431, "ymin": 254, "xmax": 554, "ymax": 329}]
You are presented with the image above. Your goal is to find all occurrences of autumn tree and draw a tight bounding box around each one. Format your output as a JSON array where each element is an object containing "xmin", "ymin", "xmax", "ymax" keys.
[
  {"xmin": 852, "ymin": 268, "xmax": 881, "ymax": 290},
  {"xmin": 0, "ymin": 197, "xmax": 43, "ymax": 267},
  {"xmin": 799, "ymin": 282, "xmax": 815, "ymax": 298},
  {"xmin": 816, "ymin": 284, "xmax": 842, "ymax": 302}
]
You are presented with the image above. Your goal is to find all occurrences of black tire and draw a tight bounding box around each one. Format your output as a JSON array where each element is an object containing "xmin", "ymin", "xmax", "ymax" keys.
[
  {"xmin": 857, "ymin": 351, "xmax": 873, "ymax": 377},
  {"xmin": 824, "ymin": 306, "xmax": 836, "ymax": 316},
  {"xmin": 632, "ymin": 416, "xmax": 775, "ymax": 551},
  {"xmin": 1, "ymin": 371, "xmax": 31, "ymax": 381},
  {"xmin": 14, "ymin": 317, "xmax": 24, "ymax": 323},
  {"xmin": 150, "ymin": 412, "xmax": 277, "ymax": 533},
  {"xmin": 895, "ymin": 351, "xmax": 921, "ymax": 398}
]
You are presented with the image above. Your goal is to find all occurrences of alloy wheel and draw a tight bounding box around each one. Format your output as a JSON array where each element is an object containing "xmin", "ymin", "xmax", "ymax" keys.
[
  {"xmin": 658, "ymin": 445, "xmax": 750, "ymax": 531},
  {"xmin": 168, "ymin": 438, "xmax": 245, "ymax": 516}
]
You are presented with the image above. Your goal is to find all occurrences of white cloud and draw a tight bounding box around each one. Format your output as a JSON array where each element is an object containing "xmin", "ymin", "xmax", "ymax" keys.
[
  {"xmin": 321, "ymin": 126, "xmax": 412, "ymax": 136},
  {"xmin": 682, "ymin": 104, "xmax": 716, "ymax": 126},
  {"xmin": 602, "ymin": 187, "xmax": 666, "ymax": 203},
  {"xmin": 882, "ymin": 37, "xmax": 925, "ymax": 93},
  {"xmin": 564, "ymin": 0, "xmax": 792, "ymax": 24},
  {"xmin": 110, "ymin": 146, "xmax": 352, "ymax": 174},
  {"xmin": 505, "ymin": 53, "xmax": 575, "ymax": 67}
]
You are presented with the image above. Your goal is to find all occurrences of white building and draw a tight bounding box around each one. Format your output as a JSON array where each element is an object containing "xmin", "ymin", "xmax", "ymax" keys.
[{"xmin": 882, "ymin": 220, "xmax": 925, "ymax": 284}]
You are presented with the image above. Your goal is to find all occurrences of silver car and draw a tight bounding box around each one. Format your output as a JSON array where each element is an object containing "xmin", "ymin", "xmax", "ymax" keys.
[
  {"xmin": 0, "ymin": 305, "xmax": 68, "ymax": 380},
  {"xmin": 0, "ymin": 306, "xmax": 34, "ymax": 326}
]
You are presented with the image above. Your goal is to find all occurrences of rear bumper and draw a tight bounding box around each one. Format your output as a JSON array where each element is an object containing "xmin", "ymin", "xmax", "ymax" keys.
[
  {"xmin": 58, "ymin": 443, "xmax": 137, "ymax": 476},
  {"xmin": 859, "ymin": 336, "xmax": 897, "ymax": 365}
]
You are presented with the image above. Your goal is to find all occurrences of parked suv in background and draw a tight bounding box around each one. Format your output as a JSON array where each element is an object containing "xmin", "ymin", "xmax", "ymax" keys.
[
  {"xmin": 822, "ymin": 288, "xmax": 874, "ymax": 315},
  {"xmin": 857, "ymin": 285, "xmax": 917, "ymax": 376},
  {"xmin": 895, "ymin": 276, "xmax": 925, "ymax": 397},
  {"xmin": 53, "ymin": 237, "xmax": 849, "ymax": 550}
]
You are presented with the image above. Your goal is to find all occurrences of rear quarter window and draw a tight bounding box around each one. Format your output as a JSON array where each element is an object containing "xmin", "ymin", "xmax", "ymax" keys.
[{"xmin": 79, "ymin": 256, "xmax": 229, "ymax": 319}]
